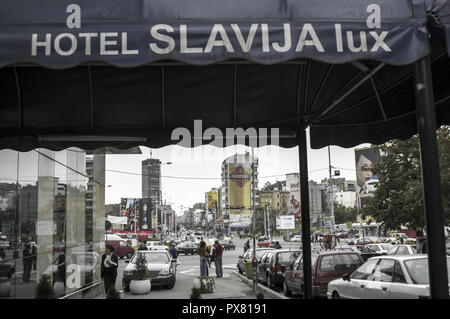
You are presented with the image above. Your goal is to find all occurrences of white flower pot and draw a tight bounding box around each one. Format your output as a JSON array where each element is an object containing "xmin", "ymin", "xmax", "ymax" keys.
[
  {"xmin": 130, "ymin": 279, "xmax": 151, "ymax": 295},
  {"xmin": 0, "ymin": 278, "xmax": 12, "ymax": 298}
]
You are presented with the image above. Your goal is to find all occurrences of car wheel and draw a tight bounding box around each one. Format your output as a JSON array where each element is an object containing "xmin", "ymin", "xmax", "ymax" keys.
[
  {"xmin": 127, "ymin": 252, "xmax": 133, "ymax": 259},
  {"xmin": 283, "ymin": 280, "xmax": 292, "ymax": 297},
  {"xmin": 332, "ymin": 291, "xmax": 340, "ymax": 299},
  {"xmin": 166, "ymin": 277, "xmax": 176, "ymax": 289}
]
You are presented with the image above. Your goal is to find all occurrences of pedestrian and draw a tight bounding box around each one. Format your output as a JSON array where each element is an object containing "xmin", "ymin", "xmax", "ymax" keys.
[
  {"xmin": 138, "ymin": 241, "xmax": 148, "ymax": 251},
  {"xmin": 101, "ymin": 244, "xmax": 119, "ymax": 294},
  {"xmin": 54, "ymin": 250, "xmax": 66, "ymax": 288},
  {"xmin": 244, "ymin": 239, "xmax": 250, "ymax": 253},
  {"xmin": 169, "ymin": 243, "xmax": 178, "ymax": 259},
  {"xmin": 416, "ymin": 229, "xmax": 427, "ymax": 253},
  {"xmin": 212, "ymin": 240, "xmax": 223, "ymax": 278},
  {"xmin": 274, "ymin": 241, "xmax": 282, "ymax": 249},
  {"xmin": 22, "ymin": 242, "xmax": 33, "ymax": 282},
  {"xmin": 197, "ymin": 240, "xmax": 209, "ymax": 277}
]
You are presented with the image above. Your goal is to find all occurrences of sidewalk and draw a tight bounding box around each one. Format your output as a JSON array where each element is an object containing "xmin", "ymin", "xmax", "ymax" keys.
[{"xmin": 97, "ymin": 272, "xmax": 277, "ymax": 299}]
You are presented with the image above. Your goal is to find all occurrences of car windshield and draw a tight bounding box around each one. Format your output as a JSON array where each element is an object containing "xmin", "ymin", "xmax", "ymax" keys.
[
  {"xmin": 381, "ymin": 244, "xmax": 393, "ymax": 250},
  {"xmin": 404, "ymin": 258, "xmax": 450, "ymax": 284},
  {"xmin": 368, "ymin": 245, "xmax": 380, "ymax": 251},
  {"xmin": 133, "ymin": 252, "xmax": 170, "ymax": 264},
  {"xmin": 277, "ymin": 251, "xmax": 301, "ymax": 265},
  {"xmin": 320, "ymin": 254, "xmax": 363, "ymax": 272}
]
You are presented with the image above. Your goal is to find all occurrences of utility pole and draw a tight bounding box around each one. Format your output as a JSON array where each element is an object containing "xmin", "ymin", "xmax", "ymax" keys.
[
  {"xmin": 328, "ymin": 146, "xmax": 335, "ymax": 232},
  {"xmin": 251, "ymin": 148, "xmax": 257, "ymax": 293}
]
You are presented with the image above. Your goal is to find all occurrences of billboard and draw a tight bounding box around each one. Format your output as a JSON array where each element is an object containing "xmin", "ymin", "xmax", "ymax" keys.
[
  {"xmin": 229, "ymin": 209, "xmax": 252, "ymax": 227},
  {"xmin": 354, "ymin": 147, "xmax": 381, "ymax": 208},
  {"xmin": 120, "ymin": 198, "xmax": 152, "ymax": 231},
  {"xmin": 207, "ymin": 191, "xmax": 218, "ymax": 212},
  {"xmin": 276, "ymin": 215, "xmax": 295, "ymax": 230},
  {"xmin": 229, "ymin": 163, "xmax": 252, "ymax": 209},
  {"xmin": 286, "ymin": 173, "xmax": 301, "ymax": 218}
]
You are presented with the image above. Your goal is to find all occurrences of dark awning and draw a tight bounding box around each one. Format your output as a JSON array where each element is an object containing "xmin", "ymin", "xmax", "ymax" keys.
[{"xmin": 0, "ymin": 0, "xmax": 449, "ymax": 151}]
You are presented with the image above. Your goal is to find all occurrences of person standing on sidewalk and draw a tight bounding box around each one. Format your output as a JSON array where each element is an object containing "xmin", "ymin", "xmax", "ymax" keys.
[
  {"xmin": 198, "ymin": 240, "xmax": 209, "ymax": 276},
  {"xmin": 101, "ymin": 245, "xmax": 118, "ymax": 294},
  {"xmin": 212, "ymin": 240, "xmax": 223, "ymax": 278},
  {"xmin": 22, "ymin": 242, "xmax": 33, "ymax": 282}
]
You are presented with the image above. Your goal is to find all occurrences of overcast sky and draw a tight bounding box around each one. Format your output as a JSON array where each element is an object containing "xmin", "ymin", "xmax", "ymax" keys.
[{"xmin": 105, "ymin": 129, "xmax": 370, "ymax": 215}]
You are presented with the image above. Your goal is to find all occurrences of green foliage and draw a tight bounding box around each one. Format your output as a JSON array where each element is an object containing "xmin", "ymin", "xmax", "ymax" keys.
[
  {"xmin": 132, "ymin": 252, "xmax": 151, "ymax": 280},
  {"xmin": 256, "ymin": 292, "xmax": 265, "ymax": 299},
  {"xmin": 197, "ymin": 276, "xmax": 215, "ymax": 293},
  {"xmin": 190, "ymin": 287, "xmax": 202, "ymax": 299},
  {"xmin": 35, "ymin": 274, "xmax": 56, "ymax": 299},
  {"xmin": 361, "ymin": 126, "xmax": 450, "ymax": 231},
  {"xmin": 106, "ymin": 286, "xmax": 121, "ymax": 299},
  {"xmin": 333, "ymin": 204, "xmax": 358, "ymax": 224}
]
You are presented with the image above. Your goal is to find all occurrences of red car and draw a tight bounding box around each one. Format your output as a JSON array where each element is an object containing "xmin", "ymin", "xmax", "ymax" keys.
[
  {"xmin": 283, "ymin": 251, "xmax": 364, "ymax": 298},
  {"xmin": 257, "ymin": 240, "xmax": 273, "ymax": 248}
]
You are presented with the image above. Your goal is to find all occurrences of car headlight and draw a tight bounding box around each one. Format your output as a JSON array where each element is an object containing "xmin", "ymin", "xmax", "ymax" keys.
[{"xmin": 159, "ymin": 269, "xmax": 170, "ymax": 275}]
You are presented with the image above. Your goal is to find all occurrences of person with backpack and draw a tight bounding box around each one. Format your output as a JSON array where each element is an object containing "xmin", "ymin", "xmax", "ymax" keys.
[{"xmin": 211, "ymin": 240, "xmax": 223, "ymax": 278}]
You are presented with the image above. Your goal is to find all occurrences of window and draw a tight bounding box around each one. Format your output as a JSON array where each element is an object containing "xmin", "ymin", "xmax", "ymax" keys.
[
  {"xmin": 368, "ymin": 245, "xmax": 380, "ymax": 252},
  {"xmin": 372, "ymin": 259, "xmax": 395, "ymax": 282},
  {"xmin": 396, "ymin": 246, "xmax": 408, "ymax": 255},
  {"xmin": 351, "ymin": 259, "xmax": 379, "ymax": 280},
  {"xmin": 393, "ymin": 261, "xmax": 407, "ymax": 283},
  {"xmin": 319, "ymin": 254, "xmax": 363, "ymax": 272},
  {"xmin": 387, "ymin": 246, "xmax": 398, "ymax": 255}
]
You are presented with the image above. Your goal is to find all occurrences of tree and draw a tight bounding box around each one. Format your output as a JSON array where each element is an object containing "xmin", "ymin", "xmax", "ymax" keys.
[
  {"xmin": 361, "ymin": 126, "xmax": 450, "ymax": 231},
  {"xmin": 333, "ymin": 204, "xmax": 358, "ymax": 225}
]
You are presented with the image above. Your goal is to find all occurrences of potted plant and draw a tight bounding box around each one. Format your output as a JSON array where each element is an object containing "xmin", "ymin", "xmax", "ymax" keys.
[
  {"xmin": 0, "ymin": 277, "xmax": 12, "ymax": 297},
  {"xmin": 129, "ymin": 252, "xmax": 151, "ymax": 294},
  {"xmin": 35, "ymin": 274, "xmax": 56, "ymax": 299}
]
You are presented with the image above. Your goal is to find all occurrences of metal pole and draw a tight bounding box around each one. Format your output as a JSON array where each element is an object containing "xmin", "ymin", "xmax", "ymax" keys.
[
  {"xmin": 298, "ymin": 125, "xmax": 312, "ymax": 299},
  {"xmin": 328, "ymin": 146, "xmax": 335, "ymax": 232},
  {"xmin": 414, "ymin": 56, "xmax": 449, "ymax": 299},
  {"xmin": 251, "ymin": 148, "xmax": 257, "ymax": 293}
]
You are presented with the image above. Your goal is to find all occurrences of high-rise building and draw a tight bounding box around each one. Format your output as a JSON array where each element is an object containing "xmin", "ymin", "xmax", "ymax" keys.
[
  {"xmin": 142, "ymin": 158, "xmax": 161, "ymax": 206},
  {"xmin": 221, "ymin": 152, "xmax": 258, "ymax": 231}
]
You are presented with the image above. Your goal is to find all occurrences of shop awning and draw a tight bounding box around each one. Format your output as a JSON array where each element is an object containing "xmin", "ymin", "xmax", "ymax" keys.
[{"xmin": 0, "ymin": 0, "xmax": 449, "ymax": 151}]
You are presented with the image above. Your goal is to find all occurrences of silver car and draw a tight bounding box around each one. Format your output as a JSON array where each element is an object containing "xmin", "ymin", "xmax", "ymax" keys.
[
  {"xmin": 122, "ymin": 250, "xmax": 177, "ymax": 291},
  {"xmin": 327, "ymin": 255, "xmax": 450, "ymax": 299}
]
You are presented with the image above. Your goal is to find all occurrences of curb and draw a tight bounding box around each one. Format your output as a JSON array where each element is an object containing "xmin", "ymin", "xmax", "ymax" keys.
[{"xmin": 231, "ymin": 271, "xmax": 289, "ymax": 299}]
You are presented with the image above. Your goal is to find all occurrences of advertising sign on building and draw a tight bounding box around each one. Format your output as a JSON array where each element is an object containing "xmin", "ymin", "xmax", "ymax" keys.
[
  {"xmin": 354, "ymin": 147, "xmax": 381, "ymax": 208},
  {"xmin": 276, "ymin": 215, "xmax": 295, "ymax": 230},
  {"xmin": 120, "ymin": 198, "xmax": 140, "ymax": 231},
  {"xmin": 228, "ymin": 162, "xmax": 252, "ymax": 227},
  {"xmin": 286, "ymin": 173, "xmax": 301, "ymax": 218},
  {"xmin": 207, "ymin": 191, "xmax": 218, "ymax": 212}
]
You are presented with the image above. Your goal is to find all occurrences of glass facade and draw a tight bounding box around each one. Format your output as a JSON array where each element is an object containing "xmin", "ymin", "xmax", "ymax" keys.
[{"xmin": 0, "ymin": 148, "xmax": 105, "ymax": 299}]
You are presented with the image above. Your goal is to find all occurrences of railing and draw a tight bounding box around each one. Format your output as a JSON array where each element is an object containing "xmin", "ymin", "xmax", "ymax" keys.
[{"xmin": 59, "ymin": 280, "xmax": 103, "ymax": 299}]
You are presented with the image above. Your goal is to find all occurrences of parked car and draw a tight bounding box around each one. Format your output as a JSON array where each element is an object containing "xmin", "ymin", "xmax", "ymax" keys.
[
  {"xmin": 327, "ymin": 255, "xmax": 450, "ymax": 299},
  {"xmin": 105, "ymin": 234, "xmax": 135, "ymax": 259},
  {"xmin": 257, "ymin": 240, "xmax": 273, "ymax": 248},
  {"xmin": 146, "ymin": 241, "xmax": 168, "ymax": 251},
  {"xmin": 219, "ymin": 240, "xmax": 236, "ymax": 250},
  {"xmin": 291, "ymin": 235, "xmax": 302, "ymax": 242},
  {"xmin": 237, "ymin": 248, "xmax": 274, "ymax": 275},
  {"xmin": 176, "ymin": 241, "xmax": 198, "ymax": 255},
  {"xmin": 387, "ymin": 244, "xmax": 416, "ymax": 256},
  {"xmin": 257, "ymin": 249, "xmax": 301, "ymax": 289},
  {"xmin": 283, "ymin": 251, "xmax": 364, "ymax": 297},
  {"xmin": 366, "ymin": 243, "xmax": 393, "ymax": 254},
  {"xmin": 355, "ymin": 238, "xmax": 373, "ymax": 245},
  {"xmin": 122, "ymin": 250, "xmax": 177, "ymax": 291}
]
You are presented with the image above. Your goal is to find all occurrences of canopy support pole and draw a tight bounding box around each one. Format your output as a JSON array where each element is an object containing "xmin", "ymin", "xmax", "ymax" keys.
[
  {"xmin": 414, "ymin": 56, "xmax": 449, "ymax": 299},
  {"xmin": 297, "ymin": 124, "xmax": 312, "ymax": 299}
]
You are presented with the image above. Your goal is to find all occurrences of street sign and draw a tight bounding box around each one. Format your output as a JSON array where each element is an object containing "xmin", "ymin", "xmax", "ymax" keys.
[{"xmin": 276, "ymin": 215, "xmax": 295, "ymax": 230}]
